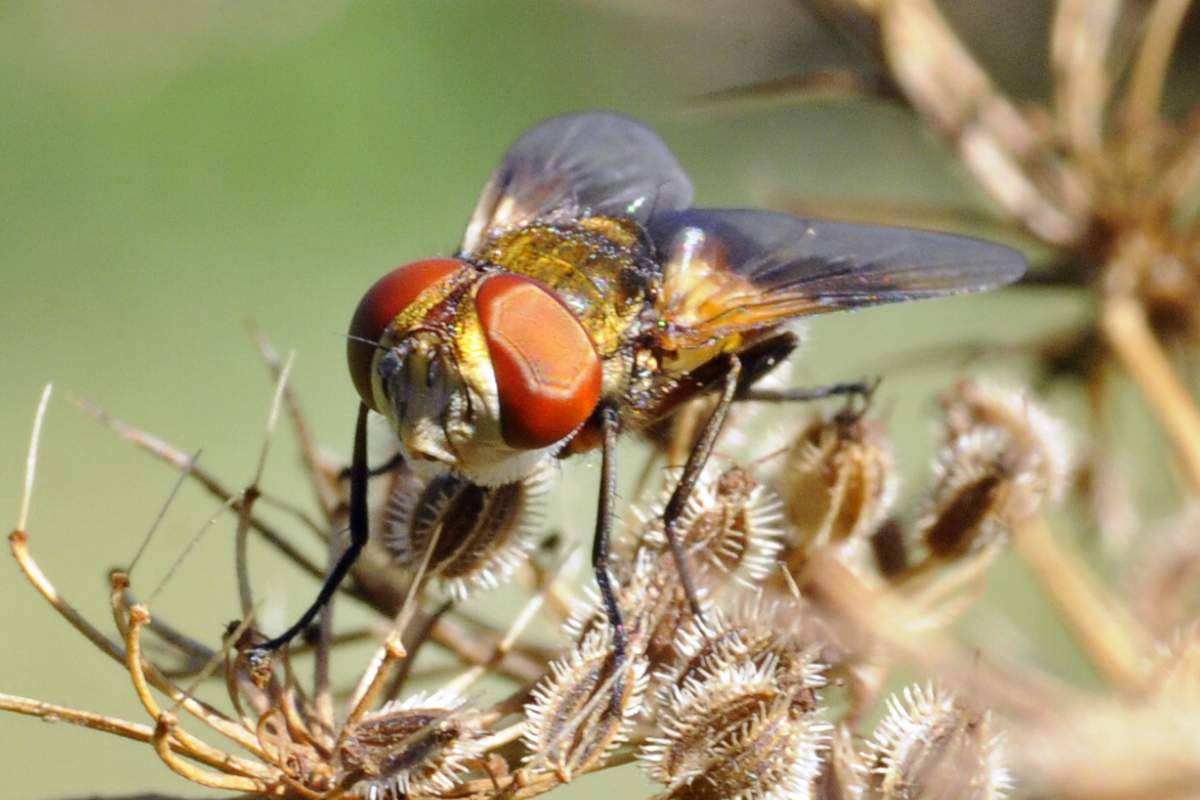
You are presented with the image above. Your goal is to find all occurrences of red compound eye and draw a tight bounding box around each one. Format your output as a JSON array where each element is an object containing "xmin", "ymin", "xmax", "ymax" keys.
[
  {"xmin": 475, "ymin": 274, "xmax": 602, "ymax": 449},
  {"xmin": 348, "ymin": 258, "xmax": 465, "ymax": 409}
]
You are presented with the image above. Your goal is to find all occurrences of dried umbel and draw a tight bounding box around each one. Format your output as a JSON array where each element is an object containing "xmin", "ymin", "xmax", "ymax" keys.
[
  {"xmin": 916, "ymin": 381, "xmax": 1072, "ymax": 560},
  {"xmin": 523, "ymin": 626, "xmax": 648, "ymax": 781},
  {"xmin": 634, "ymin": 465, "xmax": 784, "ymax": 587},
  {"xmin": 776, "ymin": 410, "xmax": 896, "ymax": 565},
  {"xmin": 13, "ymin": 335, "xmax": 1200, "ymax": 800},
  {"xmin": 337, "ymin": 691, "xmax": 484, "ymax": 798},
  {"xmin": 385, "ymin": 464, "xmax": 547, "ymax": 600},
  {"xmin": 641, "ymin": 654, "xmax": 831, "ymax": 800},
  {"xmin": 864, "ymin": 683, "xmax": 1010, "ymax": 800}
]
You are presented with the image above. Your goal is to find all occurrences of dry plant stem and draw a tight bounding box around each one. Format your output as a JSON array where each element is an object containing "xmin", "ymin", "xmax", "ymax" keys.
[
  {"xmin": 1123, "ymin": 0, "xmax": 1193, "ymax": 134},
  {"xmin": 16, "ymin": 384, "xmax": 52, "ymax": 532},
  {"xmin": 237, "ymin": 352, "xmax": 295, "ymax": 616},
  {"xmin": 9, "ymin": 530, "xmax": 125, "ymax": 662},
  {"xmin": 1051, "ymin": 0, "xmax": 1119, "ymax": 166},
  {"xmin": 443, "ymin": 561, "xmax": 561, "ymax": 695},
  {"xmin": 1012, "ymin": 516, "xmax": 1151, "ymax": 689},
  {"xmin": 151, "ymin": 715, "xmax": 269, "ymax": 795},
  {"xmin": 251, "ymin": 327, "xmax": 340, "ymax": 521},
  {"xmin": 314, "ymin": 530, "xmax": 340, "ymax": 730},
  {"xmin": 124, "ymin": 603, "xmax": 278, "ymax": 788},
  {"xmin": 1102, "ymin": 295, "xmax": 1200, "ymax": 493},
  {"xmin": 108, "ymin": 575, "xmax": 270, "ymax": 759},
  {"xmin": 344, "ymin": 505, "xmax": 447, "ymax": 724},
  {"xmin": 806, "ymin": 550, "xmax": 1069, "ymax": 719},
  {"xmin": 0, "ymin": 691, "xmax": 156, "ymax": 744},
  {"xmin": 430, "ymin": 617, "xmax": 545, "ymax": 685},
  {"xmin": 75, "ymin": 398, "xmax": 336, "ymax": 583}
]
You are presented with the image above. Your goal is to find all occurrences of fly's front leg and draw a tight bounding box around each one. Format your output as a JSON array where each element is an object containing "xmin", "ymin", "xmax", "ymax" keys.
[
  {"xmin": 592, "ymin": 404, "xmax": 626, "ymax": 665},
  {"xmin": 251, "ymin": 402, "xmax": 372, "ymax": 660},
  {"xmin": 663, "ymin": 354, "xmax": 742, "ymax": 618}
]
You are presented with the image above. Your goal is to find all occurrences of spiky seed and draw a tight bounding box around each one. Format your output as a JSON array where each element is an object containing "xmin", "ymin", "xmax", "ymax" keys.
[
  {"xmin": 917, "ymin": 382, "xmax": 1073, "ymax": 560},
  {"xmin": 864, "ymin": 683, "xmax": 1010, "ymax": 800},
  {"xmin": 337, "ymin": 691, "xmax": 483, "ymax": 798},
  {"xmin": 941, "ymin": 380, "xmax": 1072, "ymax": 516},
  {"xmin": 523, "ymin": 626, "xmax": 648, "ymax": 781},
  {"xmin": 642, "ymin": 656, "xmax": 830, "ymax": 800},
  {"xmin": 657, "ymin": 607, "xmax": 827, "ymax": 718},
  {"xmin": 777, "ymin": 411, "xmax": 897, "ymax": 563},
  {"xmin": 634, "ymin": 465, "xmax": 784, "ymax": 588},
  {"xmin": 918, "ymin": 428, "xmax": 1013, "ymax": 559},
  {"xmin": 815, "ymin": 724, "xmax": 867, "ymax": 800},
  {"xmin": 385, "ymin": 466, "xmax": 546, "ymax": 600},
  {"xmin": 567, "ymin": 547, "xmax": 708, "ymax": 671},
  {"xmin": 869, "ymin": 517, "xmax": 909, "ymax": 579}
]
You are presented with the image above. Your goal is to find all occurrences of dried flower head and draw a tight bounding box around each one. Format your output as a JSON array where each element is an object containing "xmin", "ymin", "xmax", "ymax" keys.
[
  {"xmin": 660, "ymin": 603, "xmax": 829, "ymax": 717},
  {"xmin": 385, "ymin": 464, "xmax": 547, "ymax": 600},
  {"xmin": 864, "ymin": 683, "xmax": 1010, "ymax": 800},
  {"xmin": 776, "ymin": 410, "xmax": 897, "ymax": 563},
  {"xmin": 634, "ymin": 465, "xmax": 784, "ymax": 587},
  {"xmin": 566, "ymin": 546, "xmax": 707, "ymax": 672},
  {"xmin": 337, "ymin": 690, "xmax": 484, "ymax": 798},
  {"xmin": 523, "ymin": 626, "xmax": 648, "ymax": 781},
  {"xmin": 917, "ymin": 381, "xmax": 1072, "ymax": 559},
  {"xmin": 641, "ymin": 654, "xmax": 831, "ymax": 799}
]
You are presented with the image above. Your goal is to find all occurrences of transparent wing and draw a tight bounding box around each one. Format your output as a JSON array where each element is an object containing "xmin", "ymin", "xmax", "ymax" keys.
[
  {"xmin": 460, "ymin": 112, "xmax": 694, "ymax": 256},
  {"xmin": 648, "ymin": 208, "xmax": 1026, "ymax": 347}
]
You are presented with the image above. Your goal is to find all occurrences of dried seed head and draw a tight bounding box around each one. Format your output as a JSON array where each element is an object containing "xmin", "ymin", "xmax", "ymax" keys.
[
  {"xmin": 865, "ymin": 683, "xmax": 1010, "ymax": 800},
  {"xmin": 776, "ymin": 411, "xmax": 897, "ymax": 560},
  {"xmin": 337, "ymin": 690, "xmax": 483, "ymax": 798},
  {"xmin": 917, "ymin": 428, "xmax": 1014, "ymax": 559},
  {"xmin": 815, "ymin": 724, "xmax": 867, "ymax": 800},
  {"xmin": 869, "ymin": 517, "xmax": 910, "ymax": 579},
  {"xmin": 658, "ymin": 606, "xmax": 827, "ymax": 718},
  {"xmin": 642, "ymin": 654, "xmax": 831, "ymax": 799},
  {"xmin": 385, "ymin": 466, "xmax": 546, "ymax": 600},
  {"xmin": 941, "ymin": 380, "xmax": 1072, "ymax": 513},
  {"xmin": 523, "ymin": 626, "xmax": 648, "ymax": 780},
  {"xmin": 635, "ymin": 465, "xmax": 784, "ymax": 587},
  {"xmin": 917, "ymin": 382, "xmax": 1072, "ymax": 559},
  {"xmin": 566, "ymin": 547, "xmax": 707, "ymax": 670}
]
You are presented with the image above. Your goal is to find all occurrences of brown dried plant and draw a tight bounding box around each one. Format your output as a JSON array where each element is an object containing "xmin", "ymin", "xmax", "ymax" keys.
[
  {"xmin": 8, "ymin": 8, "xmax": 1200, "ymax": 793},
  {"xmin": 4, "ymin": 315, "xmax": 1200, "ymax": 800},
  {"xmin": 712, "ymin": 1, "xmax": 1200, "ymax": 497}
]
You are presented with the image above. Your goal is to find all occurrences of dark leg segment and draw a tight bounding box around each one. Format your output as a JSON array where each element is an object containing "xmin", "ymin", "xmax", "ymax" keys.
[
  {"xmin": 663, "ymin": 354, "xmax": 742, "ymax": 618},
  {"xmin": 253, "ymin": 402, "xmax": 372, "ymax": 656},
  {"xmin": 592, "ymin": 404, "xmax": 626, "ymax": 664},
  {"xmin": 740, "ymin": 377, "xmax": 879, "ymax": 404}
]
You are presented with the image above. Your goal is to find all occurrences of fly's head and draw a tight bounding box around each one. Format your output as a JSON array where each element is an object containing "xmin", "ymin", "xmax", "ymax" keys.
[{"xmin": 349, "ymin": 260, "xmax": 604, "ymax": 486}]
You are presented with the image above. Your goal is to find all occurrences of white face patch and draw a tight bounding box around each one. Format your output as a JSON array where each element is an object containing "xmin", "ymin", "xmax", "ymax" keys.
[{"xmin": 374, "ymin": 331, "xmax": 566, "ymax": 488}]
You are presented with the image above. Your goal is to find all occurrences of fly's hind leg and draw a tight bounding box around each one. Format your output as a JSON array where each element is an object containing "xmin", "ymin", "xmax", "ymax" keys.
[
  {"xmin": 739, "ymin": 378, "xmax": 880, "ymax": 404},
  {"xmin": 662, "ymin": 354, "xmax": 742, "ymax": 619}
]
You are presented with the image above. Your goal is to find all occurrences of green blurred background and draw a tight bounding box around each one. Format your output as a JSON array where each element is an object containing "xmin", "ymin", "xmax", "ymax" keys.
[{"xmin": 0, "ymin": 2, "xmax": 1168, "ymax": 797}]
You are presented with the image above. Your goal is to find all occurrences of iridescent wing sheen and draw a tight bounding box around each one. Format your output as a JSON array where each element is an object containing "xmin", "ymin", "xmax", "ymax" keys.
[
  {"xmin": 460, "ymin": 112, "xmax": 694, "ymax": 257},
  {"xmin": 647, "ymin": 208, "xmax": 1026, "ymax": 349}
]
